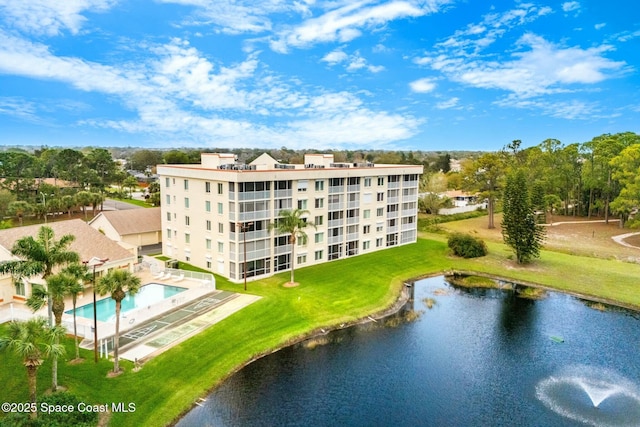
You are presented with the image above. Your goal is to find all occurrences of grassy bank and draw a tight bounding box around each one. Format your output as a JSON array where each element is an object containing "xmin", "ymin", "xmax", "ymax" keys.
[{"xmin": 2, "ymin": 236, "xmax": 640, "ymax": 426}]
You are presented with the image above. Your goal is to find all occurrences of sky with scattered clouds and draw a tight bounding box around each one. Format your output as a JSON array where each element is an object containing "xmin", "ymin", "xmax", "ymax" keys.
[{"xmin": 0, "ymin": 0, "xmax": 638, "ymax": 151}]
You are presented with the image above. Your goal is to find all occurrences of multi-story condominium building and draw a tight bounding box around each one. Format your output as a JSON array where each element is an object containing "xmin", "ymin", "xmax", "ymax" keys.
[{"xmin": 157, "ymin": 153, "xmax": 423, "ymax": 282}]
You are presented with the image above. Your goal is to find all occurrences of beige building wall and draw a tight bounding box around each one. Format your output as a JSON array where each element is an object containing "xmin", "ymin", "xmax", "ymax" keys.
[{"xmin": 158, "ymin": 153, "xmax": 422, "ymax": 282}]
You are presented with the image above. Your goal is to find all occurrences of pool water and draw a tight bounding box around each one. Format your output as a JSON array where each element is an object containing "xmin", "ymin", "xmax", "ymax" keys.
[{"xmin": 66, "ymin": 283, "xmax": 187, "ymax": 322}]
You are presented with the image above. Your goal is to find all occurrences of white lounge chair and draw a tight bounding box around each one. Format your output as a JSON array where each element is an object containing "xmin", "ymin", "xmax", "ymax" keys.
[
  {"xmin": 171, "ymin": 273, "xmax": 185, "ymax": 282},
  {"xmin": 153, "ymin": 271, "xmax": 165, "ymax": 279}
]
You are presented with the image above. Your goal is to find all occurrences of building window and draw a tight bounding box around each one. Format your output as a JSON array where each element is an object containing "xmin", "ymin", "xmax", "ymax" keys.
[
  {"xmin": 185, "ymin": 216, "xmax": 190, "ymax": 226},
  {"xmin": 206, "ymin": 260, "xmax": 212, "ymax": 269},
  {"xmin": 364, "ymin": 177, "xmax": 372, "ymax": 187},
  {"xmin": 315, "ymin": 180, "xmax": 324, "ymax": 191},
  {"xmin": 217, "ymin": 203, "xmax": 223, "ymax": 214},
  {"xmin": 363, "ymin": 193, "xmax": 372, "ymax": 204},
  {"xmin": 166, "ymin": 195, "xmax": 171, "ymax": 205},
  {"xmin": 166, "ymin": 212, "xmax": 171, "ymax": 221},
  {"xmin": 376, "ymin": 237, "xmax": 383, "ymax": 247},
  {"xmin": 206, "ymin": 220, "xmax": 212, "ymax": 231},
  {"xmin": 205, "ymin": 182, "xmax": 211, "ymax": 193},
  {"xmin": 376, "ymin": 223, "xmax": 384, "ymax": 232},
  {"xmin": 185, "ymin": 233, "xmax": 190, "ymax": 244},
  {"xmin": 218, "ymin": 223, "xmax": 224, "ymax": 233},
  {"xmin": 184, "ymin": 179, "xmax": 189, "ymax": 190},
  {"xmin": 297, "ymin": 254, "xmax": 307, "ymax": 264},
  {"xmin": 377, "ymin": 177, "xmax": 384, "ymax": 186},
  {"xmin": 184, "ymin": 197, "xmax": 190, "ymax": 208},
  {"xmin": 206, "ymin": 239, "xmax": 212, "ymax": 250},
  {"xmin": 297, "ymin": 199, "xmax": 308, "ymax": 210},
  {"xmin": 166, "ymin": 228, "xmax": 171, "ymax": 239},
  {"xmin": 218, "ymin": 242, "xmax": 224, "ymax": 253},
  {"xmin": 363, "ymin": 209, "xmax": 371, "ymax": 219},
  {"xmin": 205, "ymin": 201, "xmax": 211, "ymax": 212},
  {"xmin": 165, "ymin": 177, "xmax": 170, "ymax": 187},
  {"xmin": 297, "ymin": 180, "xmax": 308, "ymax": 192},
  {"xmin": 363, "ymin": 241, "xmax": 370, "ymax": 250},
  {"xmin": 314, "ymin": 215, "xmax": 323, "ymax": 226},
  {"xmin": 315, "ymin": 250, "xmax": 323, "ymax": 260},
  {"xmin": 315, "ymin": 198, "xmax": 324, "ymax": 209},
  {"xmin": 217, "ymin": 183, "xmax": 223, "ymax": 194},
  {"xmin": 377, "ymin": 208, "xmax": 384, "ymax": 217},
  {"xmin": 363, "ymin": 225, "xmax": 370, "ymax": 234},
  {"xmin": 315, "ymin": 232, "xmax": 324, "ymax": 243},
  {"xmin": 376, "ymin": 192, "xmax": 384, "ymax": 202}
]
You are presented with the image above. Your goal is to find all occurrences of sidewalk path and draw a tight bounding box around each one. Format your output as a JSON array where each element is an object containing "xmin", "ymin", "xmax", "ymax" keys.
[{"xmin": 612, "ymin": 231, "xmax": 640, "ymax": 249}]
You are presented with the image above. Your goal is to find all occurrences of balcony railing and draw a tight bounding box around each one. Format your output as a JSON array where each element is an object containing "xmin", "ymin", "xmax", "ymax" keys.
[
  {"xmin": 238, "ymin": 210, "xmax": 271, "ymax": 222},
  {"xmin": 387, "ymin": 211, "xmax": 399, "ymax": 219},
  {"xmin": 328, "ymin": 235, "xmax": 344, "ymax": 244},
  {"xmin": 347, "ymin": 185, "xmax": 360, "ymax": 192},
  {"xmin": 274, "ymin": 189, "xmax": 293, "ymax": 198},
  {"xmin": 328, "ymin": 219, "xmax": 344, "ymax": 228},
  {"xmin": 328, "ymin": 186, "xmax": 344, "ymax": 194},
  {"xmin": 238, "ymin": 190, "xmax": 270, "ymax": 201},
  {"xmin": 274, "ymin": 244, "xmax": 292, "ymax": 255}
]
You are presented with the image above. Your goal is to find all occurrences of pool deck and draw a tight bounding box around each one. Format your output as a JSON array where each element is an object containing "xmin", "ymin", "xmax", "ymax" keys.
[{"xmin": 3, "ymin": 267, "xmax": 260, "ymax": 362}]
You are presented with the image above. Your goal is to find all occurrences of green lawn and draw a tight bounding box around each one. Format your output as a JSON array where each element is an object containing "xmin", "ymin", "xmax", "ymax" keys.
[{"xmin": 2, "ymin": 237, "xmax": 640, "ymax": 426}]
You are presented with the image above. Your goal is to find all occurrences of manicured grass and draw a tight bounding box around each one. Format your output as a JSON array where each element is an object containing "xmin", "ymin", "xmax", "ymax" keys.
[
  {"xmin": 110, "ymin": 198, "xmax": 151, "ymax": 208},
  {"xmin": 2, "ymin": 237, "xmax": 640, "ymax": 426}
]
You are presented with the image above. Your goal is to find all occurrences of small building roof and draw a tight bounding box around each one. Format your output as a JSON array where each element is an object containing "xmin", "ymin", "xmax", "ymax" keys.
[
  {"xmin": 0, "ymin": 219, "xmax": 134, "ymax": 264},
  {"xmin": 88, "ymin": 207, "xmax": 161, "ymax": 236}
]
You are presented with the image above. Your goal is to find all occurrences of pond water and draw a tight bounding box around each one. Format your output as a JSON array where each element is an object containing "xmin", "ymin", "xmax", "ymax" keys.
[{"xmin": 177, "ymin": 276, "xmax": 640, "ymax": 427}]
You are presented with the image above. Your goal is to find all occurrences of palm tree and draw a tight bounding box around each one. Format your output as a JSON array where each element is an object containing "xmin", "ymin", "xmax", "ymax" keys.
[
  {"xmin": 8, "ymin": 200, "xmax": 32, "ymax": 226},
  {"xmin": 269, "ymin": 209, "xmax": 315, "ymax": 285},
  {"xmin": 75, "ymin": 191, "xmax": 93, "ymax": 219},
  {"xmin": 62, "ymin": 263, "xmax": 90, "ymax": 361},
  {"xmin": 0, "ymin": 226, "xmax": 79, "ymax": 326},
  {"xmin": 0, "ymin": 318, "xmax": 65, "ymax": 420},
  {"xmin": 26, "ymin": 273, "xmax": 74, "ymax": 391},
  {"xmin": 61, "ymin": 194, "xmax": 76, "ymax": 218},
  {"xmin": 95, "ymin": 269, "xmax": 141, "ymax": 374}
]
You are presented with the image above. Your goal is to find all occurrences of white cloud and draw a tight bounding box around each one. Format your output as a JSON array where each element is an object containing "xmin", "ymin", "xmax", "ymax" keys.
[
  {"xmin": 0, "ymin": 0, "xmax": 115, "ymax": 36},
  {"xmin": 0, "ymin": 31, "xmax": 415, "ymax": 148},
  {"xmin": 321, "ymin": 49, "xmax": 349, "ymax": 65},
  {"xmin": 409, "ymin": 78, "xmax": 436, "ymax": 93},
  {"xmin": 595, "ymin": 23, "xmax": 606, "ymax": 30},
  {"xmin": 562, "ymin": 1, "xmax": 580, "ymax": 13},
  {"xmin": 436, "ymin": 97, "xmax": 459, "ymax": 109},
  {"xmin": 322, "ymin": 49, "xmax": 385, "ymax": 73},
  {"xmin": 158, "ymin": 0, "xmax": 296, "ymax": 34},
  {"xmin": 270, "ymin": 0, "xmax": 448, "ymax": 53}
]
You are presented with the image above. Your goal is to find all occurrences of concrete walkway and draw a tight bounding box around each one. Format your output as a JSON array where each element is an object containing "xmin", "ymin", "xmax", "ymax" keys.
[{"xmin": 612, "ymin": 231, "xmax": 640, "ymax": 249}]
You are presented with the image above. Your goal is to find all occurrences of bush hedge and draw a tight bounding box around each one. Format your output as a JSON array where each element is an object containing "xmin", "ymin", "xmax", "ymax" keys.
[{"xmin": 447, "ymin": 233, "xmax": 488, "ymax": 258}]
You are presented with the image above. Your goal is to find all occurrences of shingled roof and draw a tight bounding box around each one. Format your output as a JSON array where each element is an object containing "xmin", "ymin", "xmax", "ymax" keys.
[
  {"xmin": 0, "ymin": 219, "xmax": 134, "ymax": 264},
  {"xmin": 88, "ymin": 207, "xmax": 161, "ymax": 236}
]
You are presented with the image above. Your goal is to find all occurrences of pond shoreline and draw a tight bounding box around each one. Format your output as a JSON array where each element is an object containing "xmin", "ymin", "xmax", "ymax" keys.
[{"xmin": 170, "ymin": 268, "xmax": 639, "ymax": 425}]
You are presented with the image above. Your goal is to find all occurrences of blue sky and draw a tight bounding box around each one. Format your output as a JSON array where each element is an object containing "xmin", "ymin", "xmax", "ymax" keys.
[{"xmin": 0, "ymin": 0, "xmax": 638, "ymax": 151}]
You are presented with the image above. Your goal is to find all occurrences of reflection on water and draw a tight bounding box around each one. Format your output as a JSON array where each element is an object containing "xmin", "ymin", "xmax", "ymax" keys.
[{"xmin": 178, "ymin": 276, "xmax": 640, "ymax": 427}]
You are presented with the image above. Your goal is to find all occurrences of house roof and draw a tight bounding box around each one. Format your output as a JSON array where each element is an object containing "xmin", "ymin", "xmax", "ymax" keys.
[
  {"xmin": 0, "ymin": 219, "xmax": 134, "ymax": 264},
  {"xmin": 88, "ymin": 207, "xmax": 161, "ymax": 236}
]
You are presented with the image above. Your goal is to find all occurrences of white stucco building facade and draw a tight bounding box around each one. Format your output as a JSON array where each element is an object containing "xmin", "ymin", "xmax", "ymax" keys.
[{"xmin": 157, "ymin": 153, "xmax": 423, "ymax": 282}]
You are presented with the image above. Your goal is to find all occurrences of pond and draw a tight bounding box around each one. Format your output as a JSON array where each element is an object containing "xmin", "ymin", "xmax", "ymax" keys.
[{"xmin": 177, "ymin": 276, "xmax": 640, "ymax": 427}]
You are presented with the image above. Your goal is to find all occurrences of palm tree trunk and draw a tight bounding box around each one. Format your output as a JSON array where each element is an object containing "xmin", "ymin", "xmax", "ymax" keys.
[
  {"xmin": 114, "ymin": 301, "xmax": 121, "ymax": 373},
  {"xmin": 487, "ymin": 197, "xmax": 495, "ymax": 229},
  {"xmin": 27, "ymin": 365, "xmax": 38, "ymax": 420},
  {"xmin": 73, "ymin": 297, "xmax": 80, "ymax": 360},
  {"xmin": 52, "ymin": 348, "xmax": 58, "ymax": 392},
  {"xmin": 290, "ymin": 244, "xmax": 295, "ymax": 284}
]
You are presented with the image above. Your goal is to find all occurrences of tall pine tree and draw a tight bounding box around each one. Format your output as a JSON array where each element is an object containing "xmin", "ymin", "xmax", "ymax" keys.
[{"xmin": 501, "ymin": 169, "xmax": 545, "ymax": 264}]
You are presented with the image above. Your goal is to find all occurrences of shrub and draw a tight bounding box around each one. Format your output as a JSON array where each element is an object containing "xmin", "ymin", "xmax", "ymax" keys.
[{"xmin": 447, "ymin": 233, "xmax": 488, "ymax": 258}]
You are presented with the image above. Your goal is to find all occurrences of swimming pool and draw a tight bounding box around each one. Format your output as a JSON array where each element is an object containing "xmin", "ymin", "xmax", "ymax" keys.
[{"xmin": 66, "ymin": 283, "xmax": 187, "ymax": 323}]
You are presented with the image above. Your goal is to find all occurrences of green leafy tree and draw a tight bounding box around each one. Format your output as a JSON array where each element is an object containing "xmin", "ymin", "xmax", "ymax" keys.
[
  {"xmin": 0, "ymin": 318, "xmax": 65, "ymax": 420},
  {"xmin": 269, "ymin": 209, "xmax": 316, "ymax": 285},
  {"xmin": 75, "ymin": 191, "xmax": 94, "ymax": 219},
  {"xmin": 61, "ymin": 194, "xmax": 76, "ymax": 218},
  {"xmin": 461, "ymin": 153, "xmax": 505, "ymax": 229},
  {"xmin": 122, "ymin": 175, "xmax": 138, "ymax": 198},
  {"xmin": 0, "ymin": 189, "xmax": 16, "ymax": 218},
  {"xmin": 610, "ymin": 143, "xmax": 640, "ymax": 227},
  {"xmin": 501, "ymin": 170, "xmax": 545, "ymax": 264},
  {"xmin": 95, "ymin": 269, "xmax": 141, "ymax": 374},
  {"xmin": 8, "ymin": 200, "xmax": 32, "ymax": 226}
]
